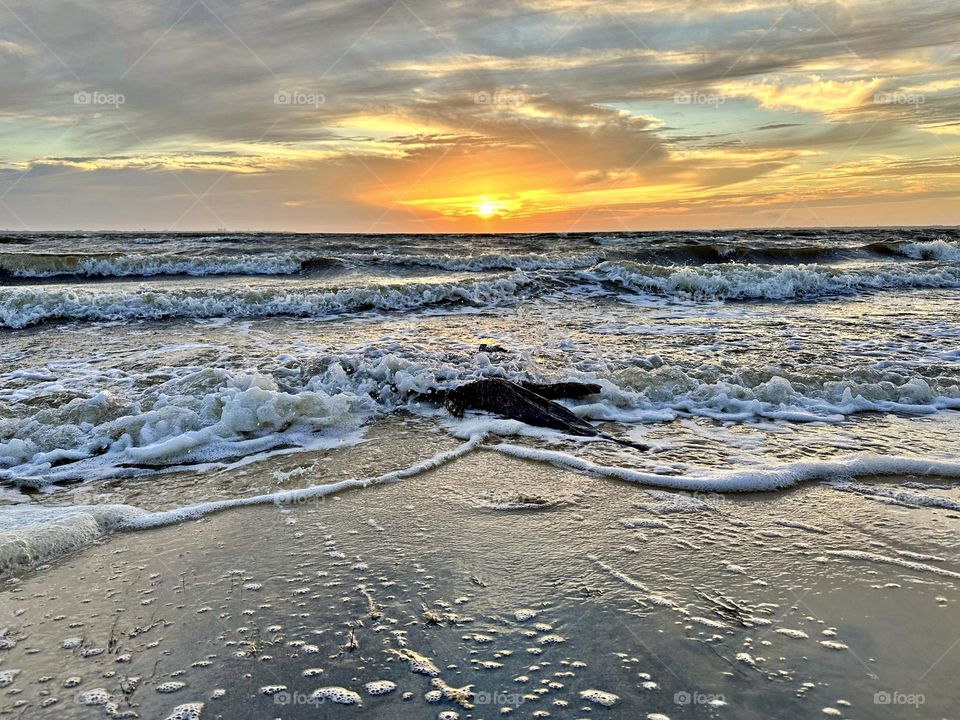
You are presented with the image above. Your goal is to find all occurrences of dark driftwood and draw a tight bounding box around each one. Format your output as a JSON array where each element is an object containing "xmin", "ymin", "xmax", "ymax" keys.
[
  {"xmin": 419, "ymin": 378, "xmax": 647, "ymax": 450},
  {"xmin": 520, "ymin": 381, "xmax": 602, "ymax": 400},
  {"xmin": 443, "ymin": 378, "xmax": 599, "ymax": 435}
]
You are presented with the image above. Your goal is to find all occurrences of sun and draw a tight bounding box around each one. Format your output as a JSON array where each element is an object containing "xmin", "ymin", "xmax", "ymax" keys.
[{"xmin": 473, "ymin": 197, "xmax": 505, "ymax": 218}]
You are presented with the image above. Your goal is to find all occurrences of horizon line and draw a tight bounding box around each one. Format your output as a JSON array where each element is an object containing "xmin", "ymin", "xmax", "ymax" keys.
[{"xmin": 3, "ymin": 224, "xmax": 959, "ymax": 235}]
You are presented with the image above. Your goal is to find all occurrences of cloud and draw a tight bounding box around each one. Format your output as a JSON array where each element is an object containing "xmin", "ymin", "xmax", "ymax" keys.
[
  {"xmin": 720, "ymin": 75, "xmax": 887, "ymax": 114},
  {"xmin": 0, "ymin": 0, "xmax": 958, "ymax": 229}
]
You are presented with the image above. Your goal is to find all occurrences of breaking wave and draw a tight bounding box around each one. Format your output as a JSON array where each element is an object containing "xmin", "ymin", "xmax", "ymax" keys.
[
  {"xmin": 365, "ymin": 250, "xmax": 605, "ymax": 272},
  {"xmin": 586, "ymin": 260, "xmax": 960, "ymax": 300},
  {"xmin": 0, "ymin": 252, "xmax": 316, "ymax": 279},
  {"xmin": 5, "ymin": 259, "xmax": 960, "ymax": 329},
  {"xmin": 5, "ymin": 233, "xmax": 960, "ymax": 288},
  {"xmin": 2, "ymin": 340, "xmax": 958, "ymax": 487},
  {"xmin": 884, "ymin": 240, "xmax": 960, "ymax": 261},
  {"xmin": 0, "ymin": 273, "xmax": 536, "ymax": 329},
  {"xmin": 0, "ymin": 249, "xmax": 604, "ymax": 280},
  {"xmin": 0, "ymin": 370, "xmax": 365, "ymax": 485},
  {"xmin": 591, "ymin": 366, "xmax": 960, "ymax": 424}
]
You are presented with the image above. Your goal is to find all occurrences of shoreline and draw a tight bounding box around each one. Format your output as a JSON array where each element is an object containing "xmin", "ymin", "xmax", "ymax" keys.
[
  {"xmin": 5, "ymin": 421, "xmax": 960, "ymax": 581},
  {"xmin": 2, "ymin": 447, "xmax": 959, "ymax": 718}
]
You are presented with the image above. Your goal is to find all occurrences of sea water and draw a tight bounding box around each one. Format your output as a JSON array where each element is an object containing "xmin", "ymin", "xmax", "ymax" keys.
[{"xmin": 1, "ymin": 229, "xmax": 959, "ymax": 717}]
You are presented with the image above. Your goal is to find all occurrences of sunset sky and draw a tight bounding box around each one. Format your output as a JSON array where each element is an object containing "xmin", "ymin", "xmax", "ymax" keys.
[{"xmin": 1, "ymin": 0, "xmax": 959, "ymax": 232}]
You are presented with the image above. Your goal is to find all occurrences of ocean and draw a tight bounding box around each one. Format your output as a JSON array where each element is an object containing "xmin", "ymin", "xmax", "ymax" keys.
[{"xmin": 1, "ymin": 228, "xmax": 959, "ymax": 718}]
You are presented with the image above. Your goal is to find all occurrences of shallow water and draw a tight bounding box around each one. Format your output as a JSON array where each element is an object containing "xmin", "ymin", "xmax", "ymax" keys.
[{"xmin": 1, "ymin": 444, "xmax": 959, "ymax": 718}]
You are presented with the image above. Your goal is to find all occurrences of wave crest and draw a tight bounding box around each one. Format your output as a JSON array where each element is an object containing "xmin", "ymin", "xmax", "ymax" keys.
[
  {"xmin": 0, "ymin": 252, "xmax": 315, "ymax": 278},
  {"xmin": 586, "ymin": 260, "xmax": 960, "ymax": 299},
  {"xmin": 890, "ymin": 240, "xmax": 960, "ymax": 261},
  {"xmin": 364, "ymin": 250, "xmax": 604, "ymax": 272},
  {"xmin": 0, "ymin": 272, "xmax": 536, "ymax": 328}
]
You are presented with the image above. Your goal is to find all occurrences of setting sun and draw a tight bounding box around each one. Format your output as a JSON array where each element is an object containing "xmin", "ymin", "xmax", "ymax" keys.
[{"xmin": 474, "ymin": 198, "xmax": 505, "ymax": 218}]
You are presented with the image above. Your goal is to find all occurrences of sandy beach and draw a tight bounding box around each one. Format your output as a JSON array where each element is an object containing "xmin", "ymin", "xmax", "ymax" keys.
[{"xmin": 3, "ymin": 418, "xmax": 960, "ymax": 718}]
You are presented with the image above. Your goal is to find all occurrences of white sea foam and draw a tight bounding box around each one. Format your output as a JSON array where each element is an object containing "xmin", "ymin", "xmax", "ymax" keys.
[
  {"xmin": 0, "ymin": 252, "xmax": 308, "ymax": 278},
  {"xmin": 1, "ymin": 371, "xmax": 363, "ymax": 485},
  {"xmin": 825, "ymin": 550, "xmax": 960, "ymax": 580},
  {"xmin": 431, "ymin": 364, "xmax": 960, "ymax": 434},
  {"xmin": 594, "ymin": 369, "xmax": 960, "ymax": 424},
  {"xmin": 893, "ymin": 240, "xmax": 960, "ymax": 261},
  {"xmin": 365, "ymin": 250, "xmax": 604, "ymax": 272},
  {"xmin": 4, "ymin": 346, "xmax": 958, "ymax": 487},
  {"xmin": 0, "ymin": 272, "xmax": 536, "ymax": 328},
  {"xmin": 5, "ymin": 433, "xmax": 959, "ymax": 578},
  {"xmin": 484, "ymin": 444, "xmax": 960, "ymax": 493},
  {"xmin": 585, "ymin": 260, "xmax": 960, "ymax": 300},
  {"xmin": 3, "ymin": 336, "xmax": 580, "ymax": 485},
  {"xmin": 0, "ymin": 504, "xmax": 146, "ymax": 576},
  {"xmin": 829, "ymin": 481, "xmax": 960, "ymax": 510}
]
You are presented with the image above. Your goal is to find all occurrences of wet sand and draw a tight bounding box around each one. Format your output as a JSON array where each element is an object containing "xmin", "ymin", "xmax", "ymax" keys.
[{"xmin": 2, "ymin": 445, "xmax": 960, "ymax": 719}]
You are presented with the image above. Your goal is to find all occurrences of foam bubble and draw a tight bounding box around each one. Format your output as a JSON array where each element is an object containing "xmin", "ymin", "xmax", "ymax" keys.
[
  {"xmin": 775, "ymin": 628, "xmax": 809, "ymax": 639},
  {"xmin": 0, "ymin": 669, "xmax": 20, "ymax": 688},
  {"xmin": 311, "ymin": 686, "xmax": 363, "ymax": 706},
  {"xmin": 820, "ymin": 640, "xmax": 849, "ymax": 650},
  {"xmin": 163, "ymin": 703, "xmax": 204, "ymax": 720},
  {"xmin": 157, "ymin": 681, "xmax": 187, "ymax": 693},
  {"xmin": 579, "ymin": 689, "xmax": 619, "ymax": 707},
  {"xmin": 431, "ymin": 678, "xmax": 475, "ymax": 708},
  {"xmin": 76, "ymin": 688, "xmax": 112, "ymax": 706},
  {"xmin": 364, "ymin": 680, "xmax": 397, "ymax": 695}
]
